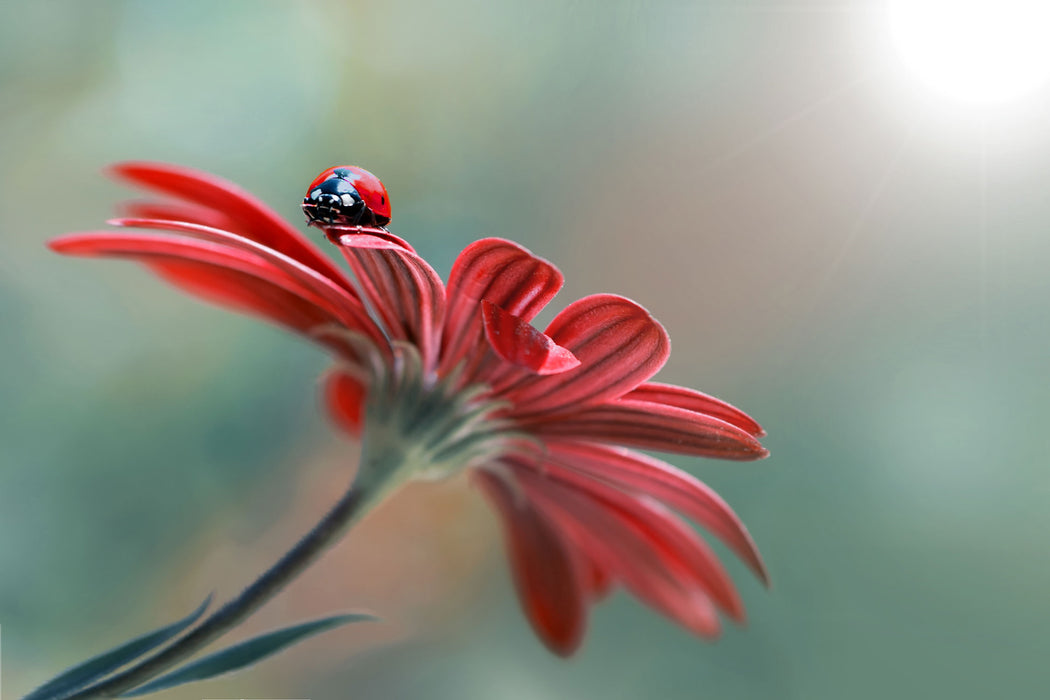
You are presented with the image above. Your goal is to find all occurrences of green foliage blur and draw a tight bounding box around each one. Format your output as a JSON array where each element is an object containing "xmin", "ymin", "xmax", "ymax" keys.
[{"xmin": 2, "ymin": 1, "xmax": 1049, "ymax": 698}]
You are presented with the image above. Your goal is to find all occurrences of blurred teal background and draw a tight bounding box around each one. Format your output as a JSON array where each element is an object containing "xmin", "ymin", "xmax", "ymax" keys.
[{"xmin": 3, "ymin": 1, "xmax": 1049, "ymax": 698}]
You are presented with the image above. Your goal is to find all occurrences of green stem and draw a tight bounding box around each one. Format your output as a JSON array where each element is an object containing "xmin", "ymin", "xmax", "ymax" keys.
[{"xmin": 62, "ymin": 454, "xmax": 398, "ymax": 700}]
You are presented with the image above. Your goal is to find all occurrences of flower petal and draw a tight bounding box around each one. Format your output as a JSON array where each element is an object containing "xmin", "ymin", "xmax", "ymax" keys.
[
  {"xmin": 579, "ymin": 553, "xmax": 614, "ymax": 601},
  {"xmin": 482, "ymin": 301, "xmax": 580, "ymax": 375},
  {"xmin": 626, "ymin": 382, "xmax": 766, "ymax": 437},
  {"xmin": 334, "ymin": 238, "xmax": 446, "ymax": 371},
  {"xmin": 474, "ymin": 470, "xmax": 586, "ymax": 657},
  {"xmin": 109, "ymin": 162, "xmax": 354, "ymax": 292},
  {"xmin": 527, "ymin": 399, "xmax": 768, "ymax": 460},
  {"xmin": 323, "ymin": 368, "xmax": 367, "ymax": 437},
  {"xmin": 49, "ymin": 232, "xmax": 344, "ymax": 338},
  {"xmin": 502, "ymin": 295, "xmax": 671, "ymax": 416},
  {"xmin": 108, "ymin": 218, "xmax": 383, "ymax": 345},
  {"xmin": 326, "ymin": 227, "xmax": 416, "ymax": 253},
  {"xmin": 509, "ymin": 463, "xmax": 722, "ymax": 638},
  {"xmin": 441, "ymin": 239, "xmax": 563, "ymax": 376},
  {"xmin": 513, "ymin": 459, "xmax": 744, "ymax": 622},
  {"xmin": 118, "ymin": 199, "xmax": 235, "ymax": 231},
  {"xmin": 546, "ymin": 441, "xmax": 769, "ymax": 584}
]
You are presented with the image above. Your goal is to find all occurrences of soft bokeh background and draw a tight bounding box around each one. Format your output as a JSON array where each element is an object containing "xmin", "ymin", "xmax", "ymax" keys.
[{"xmin": 3, "ymin": 1, "xmax": 1049, "ymax": 698}]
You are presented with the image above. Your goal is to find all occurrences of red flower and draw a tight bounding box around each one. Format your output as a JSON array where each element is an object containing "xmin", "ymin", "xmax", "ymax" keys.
[{"xmin": 50, "ymin": 163, "xmax": 769, "ymax": 657}]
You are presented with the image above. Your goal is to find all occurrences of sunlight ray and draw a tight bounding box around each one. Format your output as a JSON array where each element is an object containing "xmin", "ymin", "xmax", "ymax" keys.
[
  {"xmin": 818, "ymin": 109, "xmax": 926, "ymax": 290},
  {"xmin": 698, "ymin": 70, "xmax": 882, "ymax": 174},
  {"xmin": 790, "ymin": 105, "xmax": 928, "ymax": 342}
]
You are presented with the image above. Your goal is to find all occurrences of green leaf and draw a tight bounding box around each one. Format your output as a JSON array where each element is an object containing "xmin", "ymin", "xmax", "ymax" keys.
[
  {"xmin": 23, "ymin": 595, "xmax": 213, "ymax": 700},
  {"xmin": 121, "ymin": 612, "xmax": 375, "ymax": 697}
]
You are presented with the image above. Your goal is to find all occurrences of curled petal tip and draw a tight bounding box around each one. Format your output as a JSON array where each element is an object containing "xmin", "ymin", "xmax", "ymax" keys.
[
  {"xmin": 328, "ymin": 232, "xmax": 396, "ymax": 249},
  {"xmin": 483, "ymin": 301, "xmax": 581, "ymax": 375},
  {"xmin": 540, "ymin": 344, "xmax": 582, "ymax": 375},
  {"xmin": 324, "ymin": 227, "xmax": 415, "ymax": 252},
  {"xmin": 504, "ymin": 294, "xmax": 671, "ymax": 414}
]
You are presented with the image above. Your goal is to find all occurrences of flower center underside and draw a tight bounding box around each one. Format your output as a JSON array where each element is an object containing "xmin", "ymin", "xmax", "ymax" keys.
[{"xmin": 352, "ymin": 343, "xmax": 530, "ymax": 498}]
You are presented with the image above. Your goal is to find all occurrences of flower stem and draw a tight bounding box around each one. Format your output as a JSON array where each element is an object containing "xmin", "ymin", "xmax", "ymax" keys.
[{"xmin": 60, "ymin": 468, "xmax": 384, "ymax": 699}]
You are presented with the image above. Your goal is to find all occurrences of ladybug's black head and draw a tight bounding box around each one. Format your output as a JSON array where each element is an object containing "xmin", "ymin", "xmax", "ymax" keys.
[{"xmin": 302, "ymin": 171, "xmax": 379, "ymax": 228}]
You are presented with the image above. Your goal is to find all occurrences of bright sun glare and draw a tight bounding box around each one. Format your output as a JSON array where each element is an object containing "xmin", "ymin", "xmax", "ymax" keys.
[{"xmin": 888, "ymin": 0, "xmax": 1050, "ymax": 106}]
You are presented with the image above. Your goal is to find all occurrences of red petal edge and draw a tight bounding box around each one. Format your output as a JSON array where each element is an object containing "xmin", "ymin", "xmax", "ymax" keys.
[
  {"xmin": 108, "ymin": 217, "xmax": 381, "ymax": 343},
  {"xmin": 48, "ymin": 232, "xmax": 343, "ymax": 338},
  {"xmin": 546, "ymin": 441, "xmax": 769, "ymax": 585},
  {"xmin": 482, "ymin": 301, "xmax": 580, "ymax": 375},
  {"xmin": 527, "ymin": 399, "xmax": 768, "ymax": 461},
  {"xmin": 474, "ymin": 471, "xmax": 587, "ymax": 656},
  {"xmin": 626, "ymin": 382, "xmax": 765, "ymax": 438}
]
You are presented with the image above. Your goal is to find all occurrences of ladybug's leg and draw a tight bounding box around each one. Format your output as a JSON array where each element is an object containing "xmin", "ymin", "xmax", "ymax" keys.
[
  {"xmin": 348, "ymin": 206, "xmax": 377, "ymax": 229},
  {"xmin": 362, "ymin": 210, "xmax": 382, "ymax": 229}
]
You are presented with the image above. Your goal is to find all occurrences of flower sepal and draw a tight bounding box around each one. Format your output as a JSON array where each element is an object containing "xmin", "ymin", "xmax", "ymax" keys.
[{"xmin": 351, "ymin": 342, "xmax": 519, "ymax": 511}]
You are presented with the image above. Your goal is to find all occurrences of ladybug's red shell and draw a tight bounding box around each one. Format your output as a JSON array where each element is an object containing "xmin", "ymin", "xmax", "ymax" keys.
[
  {"xmin": 306, "ymin": 166, "xmax": 390, "ymax": 221},
  {"xmin": 303, "ymin": 165, "xmax": 391, "ymax": 230}
]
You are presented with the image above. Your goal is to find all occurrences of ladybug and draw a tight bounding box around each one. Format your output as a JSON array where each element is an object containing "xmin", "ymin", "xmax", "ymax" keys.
[{"xmin": 302, "ymin": 165, "xmax": 391, "ymax": 229}]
